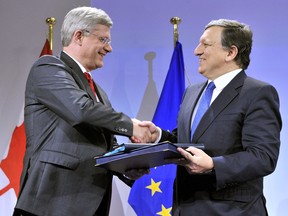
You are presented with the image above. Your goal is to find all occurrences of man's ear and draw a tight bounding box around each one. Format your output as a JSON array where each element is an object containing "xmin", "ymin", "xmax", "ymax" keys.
[
  {"xmin": 225, "ymin": 45, "xmax": 238, "ymax": 62},
  {"xmin": 73, "ymin": 30, "xmax": 85, "ymax": 45}
]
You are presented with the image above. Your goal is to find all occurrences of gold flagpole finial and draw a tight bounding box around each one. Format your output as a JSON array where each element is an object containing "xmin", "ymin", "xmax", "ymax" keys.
[
  {"xmin": 46, "ymin": 17, "xmax": 56, "ymax": 51},
  {"xmin": 170, "ymin": 17, "xmax": 181, "ymax": 48}
]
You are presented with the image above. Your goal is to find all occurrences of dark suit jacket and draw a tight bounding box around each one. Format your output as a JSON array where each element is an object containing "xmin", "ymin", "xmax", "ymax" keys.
[
  {"xmin": 161, "ymin": 71, "xmax": 282, "ymax": 216},
  {"xmin": 15, "ymin": 52, "xmax": 133, "ymax": 216}
]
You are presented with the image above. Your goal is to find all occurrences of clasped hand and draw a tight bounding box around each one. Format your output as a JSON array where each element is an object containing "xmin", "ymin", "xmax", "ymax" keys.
[{"xmin": 131, "ymin": 119, "xmax": 159, "ymax": 143}]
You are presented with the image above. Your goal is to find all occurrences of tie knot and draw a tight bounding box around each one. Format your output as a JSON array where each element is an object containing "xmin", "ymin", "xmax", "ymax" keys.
[
  {"xmin": 84, "ymin": 72, "xmax": 92, "ymax": 81},
  {"xmin": 207, "ymin": 81, "xmax": 216, "ymax": 91}
]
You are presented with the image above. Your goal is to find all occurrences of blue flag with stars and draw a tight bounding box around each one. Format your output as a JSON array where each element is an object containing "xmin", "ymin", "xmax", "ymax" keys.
[{"xmin": 128, "ymin": 41, "xmax": 185, "ymax": 216}]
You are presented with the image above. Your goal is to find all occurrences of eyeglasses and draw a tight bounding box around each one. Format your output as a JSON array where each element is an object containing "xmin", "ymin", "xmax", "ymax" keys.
[{"xmin": 84, "ymin": 30, "xmax": 111, "ymax": 45}]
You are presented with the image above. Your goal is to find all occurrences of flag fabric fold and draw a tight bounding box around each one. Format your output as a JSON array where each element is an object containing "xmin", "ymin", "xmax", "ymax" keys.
[
  {"xmin": 40, "ymin": 38, "xmax": 52, "ymax": 56},
  {"xmin": 128, "ymin": 41, "xmax": 185, "ymax": 216}
]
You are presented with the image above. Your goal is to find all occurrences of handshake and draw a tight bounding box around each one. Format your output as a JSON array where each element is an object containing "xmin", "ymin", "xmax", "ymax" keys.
[{"xmin": 131, "ymin": 119, "xmax": 160, "ymax": 143}]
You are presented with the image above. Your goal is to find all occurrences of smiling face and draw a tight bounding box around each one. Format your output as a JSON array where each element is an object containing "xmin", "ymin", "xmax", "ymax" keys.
[
  {"xmin": 80, "ymin": 24, "xmax": 112, "ymax": 71},
  {"xmin": 64, "ymin": 24, "xmax": 112, "ymax": 72},
  {"xmin": 194, "ymin": 26, "xmax": 233, "ymax": 80}
]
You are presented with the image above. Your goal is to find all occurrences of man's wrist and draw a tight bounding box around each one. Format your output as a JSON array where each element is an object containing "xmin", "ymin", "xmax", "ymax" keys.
[{"xmin": 154, "ymin": 127, "xmax": 162, "ymax": 143}]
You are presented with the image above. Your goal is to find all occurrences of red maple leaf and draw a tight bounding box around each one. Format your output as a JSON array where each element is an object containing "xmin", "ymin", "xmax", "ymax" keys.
[{"xmin": 0, "ymin": 124, "xmax": 26, "ymax": 196}]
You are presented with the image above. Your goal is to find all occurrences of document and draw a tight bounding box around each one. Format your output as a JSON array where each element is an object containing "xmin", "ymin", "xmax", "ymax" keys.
[{"xmin": 94, "ymin": 142, "xmax": 204, "ymax": 174}]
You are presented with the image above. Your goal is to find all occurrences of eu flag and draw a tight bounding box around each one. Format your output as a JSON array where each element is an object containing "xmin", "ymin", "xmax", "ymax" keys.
[{"xmin": 128, "ymin": 41, "xmax": 185, "ymax": 216}]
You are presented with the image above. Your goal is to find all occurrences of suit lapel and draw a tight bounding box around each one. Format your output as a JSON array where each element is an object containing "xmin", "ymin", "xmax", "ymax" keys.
[
  {"xmin": 178, "ymin": 82, "xmax": 206, "ymax": 142},
  {"xmin": 60, "ymin": 52, "xmax": 104, "ymax": 103},
  {"xmin": 192, "ymin": 71, "xmax": 246, "ymax": 142}
]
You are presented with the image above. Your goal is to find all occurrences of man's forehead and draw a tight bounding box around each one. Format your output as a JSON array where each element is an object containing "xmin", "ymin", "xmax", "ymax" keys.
[
  {"xmin": 200, "ymin": 27, "xmax": 223, "ymax": 42},
  {"xmin": 93, "ymin": 24, "xmax": 110, "ymax": 31}
]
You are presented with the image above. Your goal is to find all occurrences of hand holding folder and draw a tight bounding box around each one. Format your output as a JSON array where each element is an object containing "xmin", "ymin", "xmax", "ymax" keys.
[{"xmin": 95, "ymin": 142, "xmax": 205, "ymax": 174}]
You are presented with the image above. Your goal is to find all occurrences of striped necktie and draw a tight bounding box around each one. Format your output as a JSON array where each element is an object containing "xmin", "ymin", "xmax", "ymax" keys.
[{"xmin": 191, "ymin": 82, "xmax": 216, "ymax": 138}]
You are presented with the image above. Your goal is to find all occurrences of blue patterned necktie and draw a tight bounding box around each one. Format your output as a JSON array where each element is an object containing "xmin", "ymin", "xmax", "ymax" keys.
[{"xmin": 191, "ymin": 81, "xmax": 216, "ymax": 138}]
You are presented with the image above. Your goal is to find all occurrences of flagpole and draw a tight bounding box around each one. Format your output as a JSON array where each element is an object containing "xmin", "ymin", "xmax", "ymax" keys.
[
  {"xmin": 170, "ymin": 16, "xmax": 191, "ymax": 85},
  {"xmin": 45, "ymin": 17, "xmax": 56, "ymax": 51},
  {"xmin": 170, "ymin": 17, "xmax": 181, "ymax": 48}
]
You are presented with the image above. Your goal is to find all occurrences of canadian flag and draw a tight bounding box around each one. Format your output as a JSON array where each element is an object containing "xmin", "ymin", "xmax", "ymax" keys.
[
  {"xmin": 0, "ymin": 111, "xmax": 26, "ymax": 216},
  {"xmin": 39, "ymin": 39, "xmax": 53, "ymax": 56},
  {"xmin": 0, "ymin": 39, "xmax": 52, "ymax": 215}
]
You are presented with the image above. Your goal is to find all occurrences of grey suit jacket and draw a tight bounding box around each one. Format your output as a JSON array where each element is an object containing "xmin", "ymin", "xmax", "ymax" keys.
[
  {"xmin": 161, "ymin": 71, "xmax": 282, "ymax": 216},
  {"xmin": 15, "ymin": 52, "xmax": 133, "ymax": 216}
]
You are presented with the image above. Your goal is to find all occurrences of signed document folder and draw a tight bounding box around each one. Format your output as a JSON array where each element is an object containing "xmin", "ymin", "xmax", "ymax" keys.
[{"xmin": 94, "ymin": 142, "xmax": 204, "ymax": 174}]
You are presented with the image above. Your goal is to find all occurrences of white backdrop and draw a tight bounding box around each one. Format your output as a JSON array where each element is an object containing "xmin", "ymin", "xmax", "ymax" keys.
[{"xmin": 0, "ymin": 0, "xmax": 287, "ymax": 215}]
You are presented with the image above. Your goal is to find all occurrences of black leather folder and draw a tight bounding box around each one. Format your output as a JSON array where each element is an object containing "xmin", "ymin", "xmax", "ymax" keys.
[{"xmin": 94, "ymin": 142, "xmax": 204, "ymax": 174}]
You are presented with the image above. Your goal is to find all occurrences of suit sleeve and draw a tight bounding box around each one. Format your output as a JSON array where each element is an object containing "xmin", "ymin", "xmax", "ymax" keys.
[
  {"xmin": 28, "ymin": 57, "xmax": 133, "ymax": 137},
  {"xmin": 213, "ymin": 84, "xmax": 282, "ymax": 190},
  {"xmin": 160, "ymin": 129, "xmax": 177, "ymax": 143}
]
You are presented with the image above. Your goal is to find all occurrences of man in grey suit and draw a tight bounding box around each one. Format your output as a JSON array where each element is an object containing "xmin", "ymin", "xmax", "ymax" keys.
[
  {"xmin": 13, "ymin": 6, "xmax": 153, "ymax": 216},
  {"xmin": 142, "ymin": 19, "xmax": 282, "ymax": 215}
]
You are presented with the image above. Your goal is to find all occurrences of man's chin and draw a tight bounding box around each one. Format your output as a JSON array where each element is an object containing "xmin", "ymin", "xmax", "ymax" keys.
[
  {"xmin": 198, "ymin": 68, "xmax": 204, "ymax": 74},
  {"xmin": 95, "ymin": 62, "xmax": 104, "ymax": 69}
]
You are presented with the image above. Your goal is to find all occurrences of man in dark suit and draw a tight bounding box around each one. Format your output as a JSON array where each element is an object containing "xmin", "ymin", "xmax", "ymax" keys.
[
  {"xmin": 13, "ymin": 6, "xmax": 152, "ymax": 216},
  {"xmin": 143, "ymin": 19, "xmax": 282, "ymax": 215}
]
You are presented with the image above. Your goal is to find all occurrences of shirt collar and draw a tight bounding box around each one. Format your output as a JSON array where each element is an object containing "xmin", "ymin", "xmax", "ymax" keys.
[
  {"xmin": 62, "ymin": 51, "xmax": 87, "ymax": 73},
  {"xmin": 209, "ymin": 69, "xmax": 242, "ymax": 90}
]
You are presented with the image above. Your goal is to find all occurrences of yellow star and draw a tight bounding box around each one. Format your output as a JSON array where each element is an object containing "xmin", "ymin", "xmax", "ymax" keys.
[
  {"xmin": 156, "ymin": 204, "xmax": 172, "ymax": 216},
  {"xmin": 146, "ymin": 178, "xmax": 162, "ymax": 196}
]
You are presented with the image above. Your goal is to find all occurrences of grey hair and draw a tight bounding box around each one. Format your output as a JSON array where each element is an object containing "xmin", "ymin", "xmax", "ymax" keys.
[
  {"xmin": 61, "ymin": 6, "xmax": 113, "ymax": 47},
  {"xmin": 205, "ymin": 19, "xmax": 253, "ymax": 70}
]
